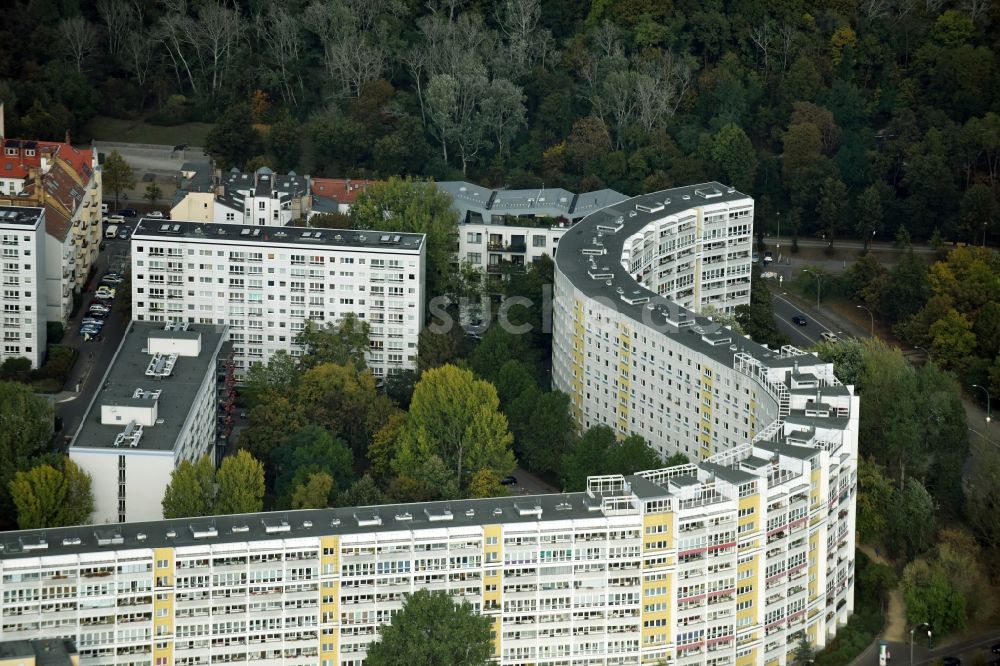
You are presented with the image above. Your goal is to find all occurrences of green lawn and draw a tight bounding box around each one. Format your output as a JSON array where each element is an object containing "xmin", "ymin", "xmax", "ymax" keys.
[{"xmin": 85, "ymin": 116, "xmax": 214, "ymax": 147}]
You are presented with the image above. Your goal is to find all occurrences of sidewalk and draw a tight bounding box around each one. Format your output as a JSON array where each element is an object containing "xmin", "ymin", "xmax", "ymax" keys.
[{"xmin": 857, "ymin": 544, "xmax": 907, "ymax": 642}]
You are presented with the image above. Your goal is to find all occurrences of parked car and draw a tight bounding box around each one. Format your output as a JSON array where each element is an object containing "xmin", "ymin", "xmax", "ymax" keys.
[
  {"xmin": 88, "ymin": 302, "xmax": 111, "ymax": 312},
  {"xmin": 96, "ymin": 287, "xmax": 117, "ymax": 297},
  {"xmin": 763, "ymin": 250, "xmax": 773, "ymax": 263},
  {"xmin": 820, "ymin": 332, "xmax": 839, "ymax": 342},
  {"xmin": 80, "ymin": 325, "xmax": 101, "ymax": 336},
  {"xmin": 792, "ymin": 315, "xmax": 807, "ymax": 326},
  {"xmin": 87, "ymin": 308, "xmax": 110, "ymax": 318},
  {"xmin": 992, "ymin": 644, "xmax": 1000, "ymax": 655},
  {"xmin": 500, "ymin": 475, "xmax": 518, "ymax": 486},
  {"xmin": 146, "ymin": 211, "xmax": 164, "ymax": 218},
  {"xmin": 81, "ymin": 317, "xmax": 104, "ymax": 327},
  {"xmin": 118, "ymin": 208, "xmax": 137, "ymax": 217},
  {"xmin": 106, "ymin": 214, "xmax": 125, "ymax": 225},
  {"xmin": 101, "ymin": 203, "xmax": 109, "ymax": 214},
  {"xmin": 942, "ymin": 658, "xmax": 961, "ymax": 666},
  {"xmin": 118, "ymin": 229, "xmax": 130, "ymax": 240},
  {"xmin": 103, "ymin": 272, "xmax": 123, "ymax": 281}
]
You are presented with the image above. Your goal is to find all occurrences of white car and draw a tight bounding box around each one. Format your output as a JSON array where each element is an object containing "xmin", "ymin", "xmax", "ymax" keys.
[
  {"xmin": 820, "ymin": 332, "xmax": 840, "ymax": 343},
  {"xmin": 96, "ymin": 288, "xmax": 116, "ymax": 299},
  {"xmin": 146, "ymin": 211, "xmax": 164, "ymax": 219},
  {"xmin": 88, "ymin": 305, "xmax": 111, "ymax": 315}
]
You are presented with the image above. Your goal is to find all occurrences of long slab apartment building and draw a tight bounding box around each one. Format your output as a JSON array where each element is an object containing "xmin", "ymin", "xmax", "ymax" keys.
[
  {"xmin": 129, "ymin": 221, "xmax": 426, "ymax": 379},
  {"xmin": 0, "ymin": 184, "xmax": 857, "ymax": 666}
]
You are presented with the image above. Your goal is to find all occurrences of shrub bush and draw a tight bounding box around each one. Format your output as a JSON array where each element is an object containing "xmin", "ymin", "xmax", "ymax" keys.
[{"xmin": 46, "ymin": 321, "xmax": 64, "ymax": 344}]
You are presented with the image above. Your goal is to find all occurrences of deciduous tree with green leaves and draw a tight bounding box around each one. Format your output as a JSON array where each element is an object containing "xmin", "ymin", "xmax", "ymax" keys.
[
  {"xmin": 215, "ymin": 450, "xmax": 265, "ymax": 515},
  {"xmin": 296, "ymin": 315, "xmax": 371, "ymax": 370},
  {"xmin": 350, "ymin": 177, "xmax": 458, "ymax": 300},
  {"xmin": 0, "ymin": 382, "xmax": 53, "ymax": 528},
  {"xmin": 364, "ymin": 589, "xmax": 493, "ymax": 666},
  {"xmin": 394, "ymin": 364, "xmax": 515, "ymax": 489},
  {"xmin": 290, "ymin": 472, "xmax": 334, "ymax": 510},
  {"xmin": 102, "ymin": 150, "xmax": 135, "ymax": 210},
  {"xmin": 9, "ymin": 458, "xmax": 94, "ymax": 529},
  {"xmin": 275, "ymin": 426, "xmax": 353, "ymax": 507},
  {"xmin": 162, "ymin": 456, "xmax": 216, "ymax": 519}
]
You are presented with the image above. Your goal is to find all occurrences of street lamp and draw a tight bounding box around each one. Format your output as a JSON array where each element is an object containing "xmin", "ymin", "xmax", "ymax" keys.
[
  {"xmin": 802, "ymin": 269, "xmax": 824, "ymax": 307},
  {"xmin": 972, "ymin": 384, "xmax": 991, "ymax": 423},
  {"xmin": 776, "ymin": 212, "xmax": 781, "ymax": 253},
  {"xmin": 910, "ymin": 623, "xmax": 932, "ymax": 666},
  {"xmin": 856, "ymin": 305, "xmax": 874, "ymax": 337}
]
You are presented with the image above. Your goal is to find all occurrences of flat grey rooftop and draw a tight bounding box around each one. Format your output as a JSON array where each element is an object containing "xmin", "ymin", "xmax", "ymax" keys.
[
  {"xmin": 438, "ymin": 181, "xmax": 628, "ymax": 222},
  {"xmin": 133, "ymin": 219, "xmax": 424, "ymax": 252},
  {"xmin": 71, "ymin": 322, "xmax": 226, "ymax": 452},
  {"xmin": 0, "ymin": 205, "xmax": 44, "ymax": 227},
  {"xmin": 0, "ymin": 491, "xmax": 618, "ymax": 561},
  {"xmin": 554, "ymin": 182, "xmax": 821, "ymax": 370},
  {"xmin": 0, "ymin": 638, "xmax": 78, "ymax": 664}
]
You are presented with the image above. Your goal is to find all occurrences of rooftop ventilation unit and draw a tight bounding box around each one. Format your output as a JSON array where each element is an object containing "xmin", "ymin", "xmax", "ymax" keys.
[
  {"xmin": 163, "ymin": 321, "xmax": 188, "ymax": 332},
  {"xmin": 620, "ymin": 291, "xmax": 650, "ymax": 306},
  {"xmin": 114, "ymin": 420, "xmax": 143, "ymax": 448},
  {"xmin": 95, "ymin": 530, "xmax": 124, "ymax": 547},
  {"xmin": 159, "ymin": 224, "xmax": 171, "ymax": 232},
  {"xmin": 231, "ymin": 525, "xmax": 250, "ymax": 533},
  {"xmin": 380, "ymin": 234, "xmax": 391, "ymax": 243},
  {"xmin": 514, "ymin": 503, "xmax": 543, "ymax": 517},
  {"xmin": 636, "ymin": 203, "xmax": 665, "ymax": 214},
  {"xmin": 425, "ymin": 508, "xmax": 454, "ymax": 522},
  {"xmin": 145, "ymin": 352, "xmax": 178, "ymax": 378},
  {"xmin": 132, "ymin": 388, "xmax": 162, "ymax": 400},
  {"xmin": 191, "ymin": 524, "xmax": 218, "ymax": 539},
  {"xmin": 355, "ymin": 512, "xmax": 382, "ymax": 527},
  {"xmin": 240, "ymin": 228, "xmax": 251, "ymax": 235},
  {"xmin": 695, "ymin": 187, "xmax": 723, "ymax": 199},
  {"xmin": 262, "ymin": 518, "xmax": 291, "ymax": 534}
]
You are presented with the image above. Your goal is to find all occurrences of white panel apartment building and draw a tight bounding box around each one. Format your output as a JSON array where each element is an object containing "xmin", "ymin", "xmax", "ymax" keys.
[
  {"xmin": 130, "ymin": 221, "xmax": 425, "ymax": 379},
  {"xmin": 0, "ymin": 443, "xmax": 855, "ymax": 666},
  {"xmin": 0, "ymin": 206, "xmax": 47, "ymax": 368},
  {"xmin": 69, "ymin": 322, "xmax": 228, "ymax": 524},
  {"xmin": 438, "ymin": 181, "xmax": 628, "ymax": 280}
]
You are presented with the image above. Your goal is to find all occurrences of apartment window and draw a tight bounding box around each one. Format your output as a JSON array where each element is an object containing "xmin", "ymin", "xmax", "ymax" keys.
[
  {"xmin": 467, "ymin": 252, "xmax": 481, "ymax": 265},
  {"xmin": 467, "ymin": 232, "xmax": 482, "ymax": 243},
  {"xmin": 532, "ymin": 234, "xmax": 546, "ymax": 247}
]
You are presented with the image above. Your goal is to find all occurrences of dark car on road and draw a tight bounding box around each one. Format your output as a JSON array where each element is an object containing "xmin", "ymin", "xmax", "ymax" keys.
[
  {"xmin": 500, "ymin": 475, "xmax": 518, "ymax": 486},
  {"xmin": 942, "ymin": 657, "xmax": 961, "ymax": 666},
  {"xmin": 992, "ymin": 644, "xmax": 1000, "ymax": 654},
  {"xmin": 792, "ymin": 315, "xmax": 807, "ymax": 326},
  {"xmin": 118, "ymin": 208, "xmax": 137, "ymax": 217}
]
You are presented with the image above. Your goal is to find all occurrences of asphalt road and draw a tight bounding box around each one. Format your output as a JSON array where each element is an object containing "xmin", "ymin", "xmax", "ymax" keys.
[
  {"xmin": 509, "ymin": 466, "xmax": 559, "ymax": 496},
  {"xmin": 55, "ymin": 236, "xmax": 131, "ymax": 450},
  {"xmin": 854, "ymin": 630, "xmax": 1000, "ymax": 666},
  {"xmin": 771, "ymin": 291, "xmax": 842, "ymax": 349}
]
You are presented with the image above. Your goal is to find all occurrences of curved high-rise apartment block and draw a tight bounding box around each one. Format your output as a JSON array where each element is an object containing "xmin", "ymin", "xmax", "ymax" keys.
[{"xmin": 552, "ymin": 182, "xmax": 859, "ymax": 664}]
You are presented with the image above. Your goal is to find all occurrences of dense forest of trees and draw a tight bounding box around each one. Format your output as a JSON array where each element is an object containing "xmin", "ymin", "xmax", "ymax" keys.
[{"xmin": 2, "ymin": 0, "xmax": 998, "ymax": 243}]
